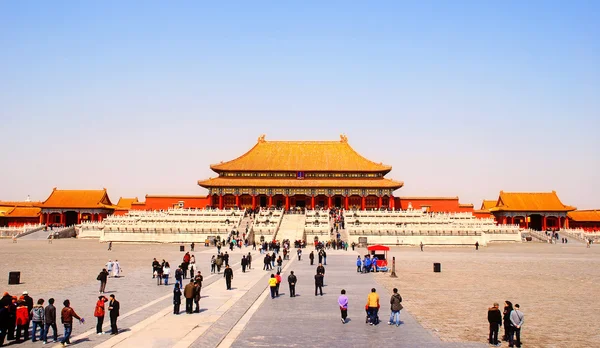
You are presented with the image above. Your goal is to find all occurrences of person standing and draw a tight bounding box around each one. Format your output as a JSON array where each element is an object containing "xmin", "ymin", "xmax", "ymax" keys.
[
  {"xmin": 94, "ymin": 295, "xmax": 108, "ymax": 335},
  {"xmin": 189, "ymin": 255, "xmax": 196, "ymax": 279},
  {"xmin": 297, "ymin": 248, "xmax": 302, "ymax": 261},
  {"xmin": 338, "ymin": 289, "xmax": 349, "ymax": 324},
  {"xmin": 475, "ymin": 241, "xmax": 479, "ymax": 250},
  {"xmin": 366, "ymin": 288, "xmax": 380, "ymax": 325},
  {"xmin": 108, "ymin": 241, "xmax": 112, "ymax": 251},
  {"xmin": 191, "ymin": 242, "xmax": 195, "ymax": 252},
  {"xmin": 275, "ymin": 272, "xmax": 282, "ymax": 297},
  {"xmin": 152, "ymin": 258, "xmax": 160, "ymax": 278},
  {"xmin": 309, "ymin": 251, "xmax": 314, "ymax": 265},
  {"xmin": 322, "ymin": 250, "xmax": 327, "ymax": 265},
  {"xmin": 356, "ymin": 256, "xmax": 361, "ymax": 272},
  {"xmin": 287, "ymin": 271, "xmax": 297, "ymax": 297},
  {"xmin": 487, "ymin": 302, "xmax": 502, "ymax": 346},
  {"xmin": 173, "ymin": 284, "xmax": 182, "ymax": 315},
  {"xmin": 314, "ymin": 272, "xmax": 324, "ymax": 296},
  {"xmin": 60, "ymin": 299, "xmax": 83, "ymax": 346},
  {"xmin": 247, "ymin": 253, "xmax": 252, "ymax": 269},
  {"xmin": 316, "ymin": 263, "xmax": 325, "ymax": 284},
  {"xmin": 502, "ymin": 301, "xmax": 513, "ymax": 342},
  {"xmin": 163, "ymin": 262, "xmax": 171, "ymax": 285},
  {"xmin": 43, "ymin": 298, "xmax": 57, "ymax": 344},
  {"xmin": 420, "ymin": 241, "xmax": 424, "ymax": 252},
  {"xmin": 184, "ymin": 280, "xmax": 195, "ymax": 314},
  {"xmin": 388, "ymin": 288, "xmax": 403, "ymax": 327},
  {"xmin": 193, "ymin": 277, "xmax": 202, "ymax": 313},
  {"xmin": 210, "ymin": 255, "xmax": 216, "ymax": 274},
  {"xmin": 97, "ymin": 268, "xmax": 109, "ymax": 294},
  {"xmin": 108, "ymin": 295, "xmax": 120, "ymax": 335},
  {"xmin": 15, "ymin": 300, "xmax": 29, "ymax": 342},
  {"xmin": 509, "ymin": 304, "xmax": 524, "ymax": 348},
  {"xmin": 0, "ymin": 301, "xmax": 10, "ymax": 346},
  {"xmin": 269, "ymin": 274, "xmax": 277, "ymax": 299},
  {"xmin": 30, "ymin": 298, "xmax": 45, "ymax": 342},
  {"xmin": 224, "ymin": 265, "xmax": 233, "ymax": 290}
]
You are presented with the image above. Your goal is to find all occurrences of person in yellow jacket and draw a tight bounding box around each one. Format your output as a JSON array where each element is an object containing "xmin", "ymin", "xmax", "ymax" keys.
[
  {"xmin": 269, "ymin": 274, "xmax": 278, "ymax": 299},
  {"xmin": 366, "ymin": 288, "xmax": 380, "ymax": 325}
]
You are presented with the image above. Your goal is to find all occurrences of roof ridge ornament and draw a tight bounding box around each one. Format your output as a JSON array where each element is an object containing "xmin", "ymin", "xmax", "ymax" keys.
[
  {"xmin": 340, "ymin": 134, "xmax": 348, "ymax": 143},
  {"xmin": 258, "ymin": 134, "xmax": 266, "ymax": 143}
]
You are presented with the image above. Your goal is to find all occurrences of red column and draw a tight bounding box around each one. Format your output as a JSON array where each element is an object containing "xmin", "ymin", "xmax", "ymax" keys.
[
  {"xmin": 344, "ymin": 196, "xmax": 349, "ymax": 210},
  {"xmin": 378, "ymin": 196, "xmax": 382, "ymax": 209},
  {"xmin": 564, "ymin": 217, "xmax": 568, "ymax": 229},
  {"xmin": 285, "ymin": 195, "xmax": 290, "ymax": 210},
  {"xmin": 542, "ymin": 216, "xmax": 547, "ymax": 231},
  {"xmin": 77, "ymin": 212, "xmax": 81, "ymax": 224},
  {"xmin": 218, "ymin": 195, "xmax": 224, "ymax": 210},
  {"xmin": 389, "ymin": 196, "xmax": 395, "ymax": 210},
  {"xmin": 361, "ymin": 196, "xmax": 366, "ymax": 210},
  {"xmin": 235, "ymin": 195, "xmax": 240, "ymax": 208},
  {"xmin": 252, "ymin": 195, "xmax": 256, "ymax": 210},
  {"xmin": 502, "ymin": 216, "xmax": 507, "ymax": 225},
  {"xmin": 311, "ymin": 196, "xmax": 315, "ymax": 209},
  {"xmin": 328, "ymin": 196, "xmax": 332, "ymax": 209},
  {"xmin": 39, "ymin": 213, "xmax": 44, "ymax": 225},
  {"xmin": 60, "ymin": 212, "xmax": 65, "ymax": 226},
  {"xmin": 268, "ymin": 195, "xmax": 273, "ymax": 207},
  {"xmin": 525, "ymin": 214, "xmax": 529, "ymax": 229}
]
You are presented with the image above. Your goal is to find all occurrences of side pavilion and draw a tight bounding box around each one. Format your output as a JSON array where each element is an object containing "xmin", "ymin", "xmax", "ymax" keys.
[{"xmin": 39, "ymin": 188, "xmax": 116, "ymax": 226}]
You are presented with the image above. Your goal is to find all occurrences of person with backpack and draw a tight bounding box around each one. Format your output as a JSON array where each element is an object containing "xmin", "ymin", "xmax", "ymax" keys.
[
  {"xmin": 94, "ymin": 295, "xmax": 108, "ymax": 335},
  {"xmin": 388, "ymin": 288, "xmax": 403, "ymax": 327},
  {"xmin": 30, "ymin": 298, "xmax": 45, "ymax": 342},
  {"xmin": 366, "ymin": 288, "xmax": 380, "ymax": 325}
]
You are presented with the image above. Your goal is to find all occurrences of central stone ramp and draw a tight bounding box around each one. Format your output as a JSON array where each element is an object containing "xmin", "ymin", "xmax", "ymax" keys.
[{"xmin": 274, "ymin": 213, "xmax": 305, "ymax": 241}]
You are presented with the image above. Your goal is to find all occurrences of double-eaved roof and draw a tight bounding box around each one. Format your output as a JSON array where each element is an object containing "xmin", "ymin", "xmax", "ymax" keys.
[
  {"xmin": 210, "ymin": 135, "xmax": 392, "ymax": 173},
  {"xmin": 488, "ymin": 191, "xmax": 575, "ymax": 212}
]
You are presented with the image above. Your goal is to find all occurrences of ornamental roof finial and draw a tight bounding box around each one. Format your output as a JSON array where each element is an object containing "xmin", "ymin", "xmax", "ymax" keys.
[
  {"xmin": 340, "ymin": 134, "xmax": 348, "ymax": 143},
  {"xmin": 258, "ymin": 134, "xmax": 266, "ymax": 143}
]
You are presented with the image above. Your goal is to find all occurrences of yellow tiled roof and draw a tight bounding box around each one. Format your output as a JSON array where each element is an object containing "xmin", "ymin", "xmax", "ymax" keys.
[
  {"xmin": 0, "ymin": 201, "xmax": 41, "ymax": 207},
  {"xmin": 489, "ymin": 191, "xmax": 575, "ymax": 212},
  {"xmin": 480, "ymin": 200, "xmax": 497, "ymax": 211},
  {"xmin": 0, "ymin": 207, "xmax": 13, "ymax": 217},
  {"xmin": 116, "ymin": 197, "xmax": 139, "ymax": 210},
  {"xmin": 210, "ymin": 135, "xmax": 392, "ymax": 172},
  {"xmin": 40, "ymin": 188, "xmax": 115, "ymax": 209},
  {"xmin": 568, "ymin": 210, "xmax": 600, "ymax": 222},
  {"xmin": 7, "ymin": 207, "xmax": 41, "ymax": 218},
  {"xmin": 198, "ymin": 177, "xmax": 403, "ymax": 189}
]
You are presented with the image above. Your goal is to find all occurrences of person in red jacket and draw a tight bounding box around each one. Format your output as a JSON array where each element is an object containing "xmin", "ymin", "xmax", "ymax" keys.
[
  {"xmin": 60, "ymin": 299, "xmax": 83, "ymax": 346},
  {"xmin": 275, "ymin": 272, "xmax": 282, "ymax": 297},
  {"xmin": 15, "ymin": 300, "xmax": 29, "ymax": 342},
  {"xmin": 94, "ymin": 296, "xmax": 109, "ymax": 335}
]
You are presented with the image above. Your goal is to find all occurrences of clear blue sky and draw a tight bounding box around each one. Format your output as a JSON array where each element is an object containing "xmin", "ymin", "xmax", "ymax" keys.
[{"xmin": 1, "ymin": 1, "xmax": 599, "ymax": 208}]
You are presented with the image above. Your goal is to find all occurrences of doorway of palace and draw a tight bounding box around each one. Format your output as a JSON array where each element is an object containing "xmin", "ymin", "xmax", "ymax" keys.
[
  {"xmin": 529, "ymin": 214, "xmax": 542, "ymax": 231},
  {"xmin": 546, "ymin": 216, "xmax": 560, "ymax": 230},
  {"xmin": 293, "ymin": 195, "xmax": 307, "ymax": 208},
  {"xmin": 65, "ymin": 211, "xmax": 78, "ymax": 226},
  {"xmin": 259, "ymin": 195, "xmax": 267, "ymax": 208},
  {"xmin": 334, "ymin": 196, "xmax": 342, "ymax": 208},
  {"xmin": 315, "ymin": 195, "xmax": 328, "ymax": 209},
  {"xmin": 273, "ymin": 194, "xmax": 285, "ymax": 208}
]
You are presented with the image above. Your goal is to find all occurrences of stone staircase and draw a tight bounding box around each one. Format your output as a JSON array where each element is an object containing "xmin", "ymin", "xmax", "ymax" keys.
[{"xmin": 274, "ymin": 213, "xmax": 306, "ymax": 242}]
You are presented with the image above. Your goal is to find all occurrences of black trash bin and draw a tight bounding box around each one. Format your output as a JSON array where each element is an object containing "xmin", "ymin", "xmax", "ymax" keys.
[
  {"xmin": 8, "ymin": 271, "xmax": 20, "ymax": 285},
  {"xmin": 433, "ymin": 263, "xmax": 441, "ymax": 273},
  {"xmin": 180, "ymin": 245, "xmax": 185, "ymax": 252}
]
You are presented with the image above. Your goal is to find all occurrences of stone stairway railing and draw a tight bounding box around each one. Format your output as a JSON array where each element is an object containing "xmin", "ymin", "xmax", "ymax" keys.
[
  {"xmin": 52, "ymin": 225, "xmax": 77, "ymax": 239},
  {"xmin": 14, "ymin": 225, "xmax": 47, "ymax": 239},
  {"xmin": 523, "ymin": 229, "xmax": 549, "ymax": 242}
]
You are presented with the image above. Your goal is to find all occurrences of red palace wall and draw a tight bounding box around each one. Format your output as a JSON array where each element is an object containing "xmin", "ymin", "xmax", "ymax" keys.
[
  {"xmin": 394, "ymin": 197, "xmax": 473, "ymax": 213},
  {"xmin": 7, "ymin": 217, "xmax": 40, "ymax": 227},
  {"xmin": 135, "ymin": 196, "xmax": 211, "ymax": 211}
]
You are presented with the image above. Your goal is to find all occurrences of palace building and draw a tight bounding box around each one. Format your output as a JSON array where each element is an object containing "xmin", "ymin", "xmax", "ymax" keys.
[{"xmin": 198, "ymin": 135, "xmax": 404, "ymax": 211}]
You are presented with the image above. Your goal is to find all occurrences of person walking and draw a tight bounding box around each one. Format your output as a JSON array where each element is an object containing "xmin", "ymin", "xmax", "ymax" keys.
[
  {"xmin": 487, "ymin": 302, "xmax": 502, "ymax": 346},
  {"xmin": 163, "ymin": 262, "xmax": 171, "ymax": 285},
  {"xmin": 113, "ymin": 260, "xmax": 121, "ymax": 278},
  {"xmin": 269, "ymin": 274, "xmax": 277, "ymax": 299},
  {"xmin": 475, "ymin": 241, "xmax": 479, "ymax": 250},
  {"xmin": 152, "ymin": 258, "xmax": 160, "ymax": 278},
  {"xmin": 42, "ymin": 298, "xmax": 57, "ymax": 344},
  {"xmin": 297, "ymin": 248, "xmax": 302, "ymax": 261},
  {"xmin": 338, "ymin": 289, "xmax": 349, "ymax": 324},
  {"xmin": 224, "ymin": 265, "xmax": 234, "ymax": 290},
  {"xmin": 247, "ymin": 253, "xmax": 252, "ymax": 269},
  {"xmin": 275, "ymin": 272, "xmax": 282, "ymax": 297},
  {"xmin": 316, "ymin": 263, "xmax": 325, "ymax": 284},
  {"xmin": 366, "ymin": 288, "xmax": 380, "ymax": 325},
  {"xmin": 94, "ymin": 295, "xmax": 108, "ymax": 335},
  {"xmin": 288, "ymin": 271, "xmax": 297, "ymax": 297},
  {"xmin": 314, "ymin": 272, "xmax": 324, "ymax": 296},
  {"xmin": 322, "ymin": 250, "xmax": 327, "ymax": 265},
  {"xmin": 420, "ymin": 241, "xmax": 424, "ymax": 252},
  {"xmin": 309, "ymin": 251, "xmax": 314, "ymax": 265},
  {"xmin": 173, "ymin": 284, "xmax": 182, "ymax": 315},
  {"xmin": 60, "ymin": 299, "xmax": 83, "ymax": 346},
  {"xmin": 509, "ymin": 304, "xmax": 524, "ymax": 348},
  {"xmin": 184, "ymin": 279, "xmax": 195, "ymax": 314},
  {"xmin": 241, "ymin": 256, "xmax": 248, "ymax": 273},
  {"xmin": 388, "ymin": 288, "xmax": 403, "ymax": 327},
  {"xmin": 108, "ymin": 295, "xmax": 120, "ymax": 335},
  {"xmin": 30, "ymin": 298, "xmax": 45, "ymax": 342},
  {"xmin": 189, "ymin": 255, "xmax": 196, "ymax": 279},
  {"xmin": 105, "ymin": 260, "xmax": 113, "ymax": 277},
  {"xmin": 97, "ymin": 268, "xmax": 109, "ymax": 294},
  {"xmin": 108, "ymin": 241, "xmax": 112, "ymax": 251},
  {"xmin": 193, "ymin": 277, "xmax": 201, "ymax": 313},
  {"xmin": 276, "ymin": 256, "xmax": 283, "ymax": 273},
  {"xmin": 175, "ymin": 266, "xmax": 184, "ymax": 289}
]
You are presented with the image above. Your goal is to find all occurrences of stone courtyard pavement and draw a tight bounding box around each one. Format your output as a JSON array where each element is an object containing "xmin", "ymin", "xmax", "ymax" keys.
[{"xmin": 0, "ymin": 240, "xmax": 485, "ymax": 347}]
